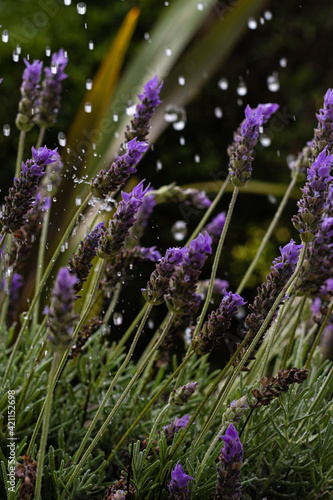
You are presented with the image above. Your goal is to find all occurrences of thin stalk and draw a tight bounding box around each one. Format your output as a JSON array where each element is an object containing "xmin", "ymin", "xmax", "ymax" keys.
[
  {"xmin": 34, "ymin": 351, "xmax": 60, "ymax": 500},
  {"xmin": 305, "ymin": 299, "xmax": 333, "ymax": 369},
  {"xmin": 1, "ymin": 192, "xmax": 92, "ymax": 384},
  {"xmin": 36, "ymin": 126, "xmax": 46, "ymax": 150},
  {"xmin": 281, "ymin": 294, "xmax": 308, "ymax": 367},
  {"xmin": 148, "ymin": 403, "xmax": 170, "ymax": 440},
  {"xmin": 32, "ymin": 207, "xmax": 51, "ymax": 327},
  {"xmin": 61, "ymin": 311, "xmax": 176, "ymax": 498},
  {"xmin": 15, "ymin": 130, "xmax": 26, "ymax": 179},
  {"xmin": 237, "ymin": 176, "xmax": 297, "ymax": 294}
]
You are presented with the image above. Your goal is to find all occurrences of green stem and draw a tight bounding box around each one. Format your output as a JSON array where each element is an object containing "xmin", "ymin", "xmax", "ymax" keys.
[
  {"xmin": 237, "ymin": 176, "xmax": 297, "ymax": 294},
  {"xmin": 15, "ymin": 130, "xmax": 26, "ymax": 179},
  {"xmin": 148, "ymin": 403, "xmax": 170, "ymax": 441},
  {"xmin": 33, "ymin": 208, "xmax": 51, "ymax": 327},
  {"xmin": 61, "ymin": 311, "xmax": 176, "ymax": 499},
  {"xmin": 304, "ymin": 299, "xmax": 333, "ymax": 369},
  {"xmin": 281, "ymin": 294, "xmax": 308, "ymax": 367},
  {"xmin": 1, "ymin": 193, "xmax": 92, "ymax": 385},
  {"xmin": 34, "ymin": 351, "xmax": 60, "ymax": 499},
  {"xmin": 36, "ymin": 126, "xmax": 46, "ymax": 150}
]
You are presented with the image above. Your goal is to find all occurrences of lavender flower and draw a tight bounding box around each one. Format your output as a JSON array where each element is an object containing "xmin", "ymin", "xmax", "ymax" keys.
[
  {"xmin": 197, "ymin": 278, "xmax": 230, "ymax": 298},
  {"xmin": 153, "ymin": 183, "xmax": 211, "ymax": 209},
  {"xmin": 46, "ymin": 267, "xmax": 78, "ymax": 351},
  {"xmin": 142, "ymin": 246, "xmax": 186, "ymax": 305},
  {"xmin": 205, "ymin": 212, "xmax": 226, "ymax": 245},
  {"xmin": 214, "ymin": 423, "xmax": 243, "ymax": 500},
  {"xmin": 16, "ymin": 59, "xmax": 43, "ymax": 132},
  {"xmin": 169, "ymin": 382, "xmax": 198, "ymax": 406},
  {"xmin": 165, "ymin": 232, "xmax": 212, "ymax": 316},
  {"xmin": 168, "ymin": 462, "xmax": 194, "ymax": 500},
  {"xmin": 90, "ymin": 138, "xmax": 148, "ymax": 198},
  {"xmin": 292, "ymin": 147, "xmax": 333, "ymax": 242},
  {"xmin": 243, "ymin": 239, "xmax": 303, "ymax": 353},
  {"xmin": 125, "ymin": 75, "xmax": 163, "ymax": 142},
  {"xmin": 97, "ymin": 181, "xmax": 149, "ymax": 261},
  {"xmin": 35, "ymin": 49, "xmax": 68, "ymax": 128},
  {"xmin": 162, "ymin": 415, "xmax": 190, "ymax": 443},
  {"xmin": 313, "ymin": 88, "xmax": 333, "ymax": 156},
  {"xmin": 192, "ymin": 290, "xmax": 246, "ymax": 355},
  {"xmin": 0, "ymin": 147, "xmax": 59, "ymax": 233},
  {"xmin": 228, "ymin": 103, "xmax": 279, "ymax": 187},
  {"xmin": 221, "ymin": 396, "xmax": 248, "ymax": 430},
  {"xmin": 68, "ymin": 222, "xmax": 106, "ymax": 295}
]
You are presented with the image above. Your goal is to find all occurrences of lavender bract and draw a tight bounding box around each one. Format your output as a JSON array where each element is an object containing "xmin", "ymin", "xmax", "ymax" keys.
[
  {"xmin": 228, "ymin": 103, "xmax": 279, "ymax": 187},
  {"xmin": 168, "ymin": 461, "xmax": 194, "ymax": 500},
  {"xmin": 16, "ymin": 59, "xmax": 43, "ymax": 132},
  {"xmin": 214, "ymin": 423, "xmax": 243, "ymax": 500},
  {"xmin": 125, "ymin": 75, "xmax": 163, "ymax": 142}
]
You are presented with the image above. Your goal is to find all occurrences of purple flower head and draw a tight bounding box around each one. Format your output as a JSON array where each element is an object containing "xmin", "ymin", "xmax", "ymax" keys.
[
  {"xmin": 292, "ymin": 147, "xmax": 333, "ymax": 242},
  {"xmin": 32, "ymin": 146, "xmax": 59, "ymax": 166},
  {"xmin": 313, "ymin": 88, "xmax": 333, "ymax": 156},
  {"xmin": 35, "ymin": 49, "xmax": 68, "ymax": 127},
  {"xmin": 228, "ymin": 102, "xmax": 279, "ymax": 187},
  {"xmin": 205, "ymin": 212, "xmax": 226, "ymax": 245},
  {"xmin": 97, "ymin": 181, "xmax": 149, "ymax": 260},
  {"xmin": 169, "ymin": 381, "xmax": 198, "ymax": 406},
  {"xmin": 47, "ymin": 267, "xmax": 78, "ymax": 351},
  {"xmin": 142, "ymin": 246, "xmax": 187, "ymax": 305},
  {"xmin": 215, "ymin": 423, "xmax": 243, "ymax": 500},
  {"xmin": 162, "ymin": 415, "xmax": 190, "ymax": 443},
  {"xmin": 15, "ymin": 59, "xmax": 43, "ymax": 132},
  {"xmin": 193, "ymin": 289, "xmax": 246, "ymax": 355},
  {"xmin": 168, "ymin": 462, "xmax": 194, "ymax": 500},
  {"xmin": 91, "ymin": 138, "xmax": 148, "ymax": 198},
  {"xmin": 125, "ymin": 75, "xmax": 163, "ymax": 142},
  {"xmin": 165, "ymin": 233, "xmax": 212, "ymax": 316}
]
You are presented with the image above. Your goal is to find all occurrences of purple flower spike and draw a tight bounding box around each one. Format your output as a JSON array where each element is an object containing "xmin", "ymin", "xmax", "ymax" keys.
[
  {"xmin": 125, "ymin": 75, "xmax": 163, "ymax": 142},
  {"xmin": 16, "ymin": 59, "xmax": 43, "ymax": 132},
  {"xmin": 46, "ymin": 267, "xmax": 78, "ymax": 351},
  {"xmin": 292, "ymin": 147, "xmax": 333, "ymax": 242},
  {"xmin": 0, "ymin": 147, "xmax": 59, "ymax": 234},
  {"xmin": 162, "ymin": 415, "xmax": 190, "ymax": 443},
  {"xmin": 35, "ymin": 48, "xmax": 68, "ymax": 127},
  {"xmin": 313, "ymin": 88, "xmax": 333, "ymax": 155},
  {"xmin": 97, "ymin": 181, "xmax": 149, "ymax": 261},
  {"xmin": 91, "ymin": 138, "xmax": 148, "ymax": 198},
  {"xmin": 205, "ymin": 212, "xmax": 226, "ymax": 245},
  {"xmin": 168, "ymin": 461, "xmax": 194, "ymax": 500},
  {"xmin": 193, "ymin": 290, "xmax": 246, "ymax": 355},
  {"xmin": 215, "ymin": 423, "xmax": 243, "ymax": 500},
  {"xmin": 228, "ymin": 102, "xmax": 279, "ymax": 187}
]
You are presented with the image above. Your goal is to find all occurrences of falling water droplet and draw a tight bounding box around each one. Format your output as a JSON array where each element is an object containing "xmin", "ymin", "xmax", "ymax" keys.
[
  {"xmin": 267, "ymin": 73, "xmax": 280, "ymax": 92},
  {"xmin": 2, "ymin": 30, "xmax": 8, "ymax": 43},
  {"xmin": 51, "ymin": 62, "xmax": 58, "ymax": 74},
  {"xmin": 3, "ymin": 124, "xmax": 10, "ymax": 136},
  {"xmin": 113, "ymin": 312, "xmax": 123, "ymax": 325},
  {"xmin": 214, "ymin": 107, "xmax": 223, "ymax": 119},
  {"xmin": 45, "ymin": 46, "xmax": 51, "ymax": 57},
  {"xmin": 259, "ymin": 134, "xmax": 271, "ymax": 147},
  {"xmin": 264, "ymin": 10, "xmax": 272, "ymax": 20},
  {"xmin": 197, "ymin": 2, "xmax": 204, "ymax": 10},
  {"xmin": 88, "ymin": 40, "xmax": 94, "ymax": 50},
  {"xmin": 164, "ymin": 105, "xmax": 178, "ymax": 123},
  {"xmin": 75, "ymin": 196, "xmax": 82, "ymax": 206},
  {"xmin": 218, "ymin": 77, "xmax": 228, "ymax": 90},
  {"xmin": 287, "ymin": 154, "xmax": 296, "ymax": 170},
  {"xmin": 148, "ymin": 319, "xmax": 154, "ymax": 329},
  {"xmin": 77, "ymin": 2, "xmax": 86, "ymax": 14},
  {"xmin": 171, "ymin": 220, "xmax": 187, "ymax": 241},
  {"xmin": 64, "ymin": 0, "xmax": 71, "ymax": 4},
  {"xmin": 178, "ymin": 76, "xmax": 185, "ymax": 86},
  {"xmin": 13, "ymin": 51, "xmax": 19, "ymax": 62},
  {"xmin": 237, "ymin": 80, "xmax": 247, "ymax": 96},
  {"xmin": 248, "ymin": 17, "xmax": 257, "ymax": 29},
  {"xmin": 268, "ymin": 194, "xmax": 277, "ymax": 204},
  {"xmin": 279, "ymin": 57, "xmax": 287, "ymax": 67},
  {"xmin": 165, "ymin": 47, "xmax": 172, "ymax": 56},
  {"xmin": 85, "ymin": 78, "xmax": 93, "ymax": 90},
  {"xmin": 144, "ymin": 32, "xmax": 150, "ymax": 41},
  {"xmin": 58, "ymin": 131, "xmax": 67, "ymax": 147},
  {"xmin": 180, "ymin": 136, "xmax": 185, "ymax": 146},
  {"xmin": 84, "ymin": 102, "xmax": 92, "ymax": 113},
  {"xmin": 113, "ymin": 114, "xmax": 118, "ymax": 122},
  {"xmin": 194, "ymin": 155, "xmax": 200, "ymax": 163},
  {"xmin": 156, "ymin": 160, "xmax": 162, "ymax": 171},
  {"xmin": 126, "ymin": 103, "xmax": 136, "ymax": 116},
  {"xmin": 16, "ymin": 44, "xmax": 21, "ymax": 54}
]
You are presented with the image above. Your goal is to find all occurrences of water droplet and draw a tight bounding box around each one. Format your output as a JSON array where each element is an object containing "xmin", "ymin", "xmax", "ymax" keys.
[
  {"xmin": 85, "ymin": 78, "xmax": 93, "ymax": 90},
  {"xmin": 88, "ymin": 40, "xmax": 94, "ymax": 50},
  {"xmin": 267, "ymin": 73, "xmax": 280, "ymax": 92},
  {"xmin": 113, "ymin": 312, "xmax": 123, "ymax": 325},
  {"xmin": 156, "ymin": 160, "xmax": 162, "ymax": 171},
  {"xmin": 214, "ymin": 107, "xmax": 223, "ymax": 118},
  {"xmin": 3, "ymin": 124, "xmax": 10, "ymax": 136},
  {"xmin": 237, "ymin": 80, "xmax": 247, "ymax": 96},
  {"xmin": 84, "ymin": 102, "xmax": 92, "ymax": 113},
  {"xmin": 259, "ymin": 134, "xmax": 271, "ymax": 147},
  {"xmin": 45, "ymin": 46, "xmax": 51, "ymax": 57},
  {"xmin": 75, "ymin": 196, "xmax": 82, "ymax": 206},
  {"xmin": 171, "ymin": 220, "xmax": 187, "ymax": 241},
  {"xmin": 268, "ymin": 194, "xmax": 277, "ymax": 204},
  {"xmin": 16, "ymin": 44, "xmax": 21, "ymax": 54},
  {"xmin": 164, "ymin": 105, "xmax": 178, "ymax": 123},
  {"xmin": 165, "ymin": 47, "xmax": 172, "ymax": 56},
  {"xmin": 197, "ymin": 2, "xmax": 204, "ymax": 10},
  {"xmin": 194, "ymin": 155, "xmax": 200, "ymax": 163},
  {"xmin": 218, "ymin": 77, "xmax": 228, "ymax": 90},
  {"xmin": 58, "ymin": 131, "xmax": 66, "ymax": 147},
  {"xmin": 264, "ymin": 10, "xmax": 272, "ymax": 20},
  {"xmin": 60, "ymin": 244, "xmax": 66, "ymax": 253},
  {"xmin": 279, "ymin": 57, "xmax": 287, "ymax": 68},
  {"xmin": 64, "ymin": 0, "xmax": 71, "ymax": 4},
  {"xmin": 260, "ymin": 17, "xmax": 265, "ymax": 25},
  {"xmin": 113, "ymin": 114, "xmax": 118, "ymax": 122},
  {"xmin": 144, "ymin": 32, "xmax": 150, "ymax": 41},
  {"xmin": 248, "ymin": 17, "xmax": 257, "ymax": 29},
  {"xmin": 77, "ymin": 2, "xmax": 86, "ymax": 14},
  {"xmin": 148, "ymin": 319, "xmax": 154, "ymax": 329},
  {"xmin": 126, "ymin": 103, "xmax": 136, "ymax": 116},
  {"xmin": 2, "ymin": 30, "xmax": 8, "ymax": 43},
  {"xmin": 178, "ymin": 76, "xmax": 185, "ymax": 86},
  {"xmin": 287, "ymin": 154, "xmax": 296, "ymax": 169},
  {"xmin": 13, "ymin": 51, "xmax": 19, "ymax": 62},
  {"xmin": 51, "ymin": 62, "xmax": 58, "ymax": 74},
  {"xmin": 180, "ymin": 136, "xmax": 185, "ymax": 146}
]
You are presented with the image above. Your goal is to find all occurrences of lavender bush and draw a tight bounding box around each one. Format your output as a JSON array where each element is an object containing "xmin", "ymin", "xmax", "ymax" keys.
[{"xmin": 0, "ymin": 45, "xmax": 332, "ymax": 500}]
